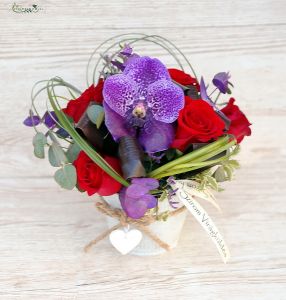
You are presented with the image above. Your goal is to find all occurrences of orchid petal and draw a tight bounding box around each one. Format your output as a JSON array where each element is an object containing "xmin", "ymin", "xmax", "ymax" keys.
[
  {"xmin": 124, "ymin": 56, "xmax": 171, "ymax": 93},
  {"xmin": 139, "ymin": 118, "xmax": 175, "ymax": 153},
  {"xmin": 147, "ymin": 79, "xmax": 184, "ymax": 123},
  {"xmin": 103, "ymin": 74, "xmax": 138, "ymax": 116},
  {"xmin": 103, "ymin": 102, "xmax": 135, "ymax": 141}
]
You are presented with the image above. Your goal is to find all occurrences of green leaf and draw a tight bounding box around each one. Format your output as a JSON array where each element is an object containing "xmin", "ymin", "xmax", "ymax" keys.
[
  {"xmin": 165, "ymin": 149, "xmax": 176, "ymax": 161},
  {"xmin": 206, "ymin": 175, "xmax": 219, "ymax": 191},
  {"xmin": 214, "ymin": 166, "xmax": 227, "ymax": 182},
  {"xmin": 227, "ymin": 159, "xmax": 240, "ymax": 169},
  {"xmin": 48, "ymin": 142, "xmax": 68, "ymax": 167},
  {"xmin": 54, "ymin": 164, "xmax": 77, "ymax": 190},
  {"xmin": 87, "ymin": 105, "xmax": 104, "ymax": 128},
  {"xmin": 224, "ymin": 165, "xmax": 233, "ymax": 180},
  {"xmin": 66, "ymin": 143, "xmax": 81, "ymax": 163},
  {"xmin": 226, "ymin": 86, "xmax": 232, "ymax": 94},
  {"xmin": 32, "ymin": 132, "xmax": 47, "ymax": 159}
]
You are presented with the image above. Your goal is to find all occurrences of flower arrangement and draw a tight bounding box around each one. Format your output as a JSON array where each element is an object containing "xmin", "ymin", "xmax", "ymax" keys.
[{"xmin": 24, "ymin": 34, "xmax": 251, "ymax": 259}]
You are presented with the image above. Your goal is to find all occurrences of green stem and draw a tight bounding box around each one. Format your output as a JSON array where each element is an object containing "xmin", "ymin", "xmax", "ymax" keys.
[
  {"xmin": 153, "ymin": 153, "xmax": 230, "ymax": 179},
  {"xmin": 214, "ymin": 91, "xmax": 221, "ymax": 104},
  {"xmin": 148, "ymin": 136, "xmax": 230, "ymax": 178},
  {"xmin": 170, "ymin": 141, "xmax": 236, "ymax": 171}
]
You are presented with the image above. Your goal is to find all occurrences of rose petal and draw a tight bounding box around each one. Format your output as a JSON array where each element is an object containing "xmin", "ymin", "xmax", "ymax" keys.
[
  {"xmin": 168, "ymin": 68, "xmax": 199, "ymax": 89},
  {"xmin": 139, "ymin": 118, "xmax": 175, "ymax": 153},
  {"xmin": 97, "ymin": 156, "xmax": 122, "ymax": 196}
]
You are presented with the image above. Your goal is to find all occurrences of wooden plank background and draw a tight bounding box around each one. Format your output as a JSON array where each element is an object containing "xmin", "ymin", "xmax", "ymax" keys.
[{"xmin": 0, "ymin": 0, "xmax": 285, "ymax": 299}]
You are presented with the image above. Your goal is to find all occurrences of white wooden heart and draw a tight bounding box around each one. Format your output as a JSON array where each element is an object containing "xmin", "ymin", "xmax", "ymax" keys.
[{"xmin": 109, "ymin": 228, "xmax": 142, "ymax": 255}]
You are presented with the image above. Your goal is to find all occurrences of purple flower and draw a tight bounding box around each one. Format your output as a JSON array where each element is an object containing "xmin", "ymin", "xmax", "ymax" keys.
[
  {"xmin": 23, "ymin": 115, "xmax": 41, "ymax": 127},
  {"xmin": 111, "ymin": 60, "xmax": 125, "ymax": 71},
  {"xmin": 212, "ymin": 72, "xmax": 231, "ymax": 94},
  {"xmin": 120, "ymin": 44, "xmax": 133, "ymax": 57},
  {"xmin": 199, "ymin": 77, "xmax": 210, "ymax": 102},
  {"xmin": 119, "ymin": 178, "xmax": 159, "ymax": 219},
  {"xmin": 103, "ymin": 56, "xmax": 184, "ymax": 153},
  {"xmin": 43, "ymin": 111, "xmax": 58, "ymax": 128}
]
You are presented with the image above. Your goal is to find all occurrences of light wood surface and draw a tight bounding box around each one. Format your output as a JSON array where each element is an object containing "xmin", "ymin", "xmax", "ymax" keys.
[{"xmin": 0, "ymin": 0, "xmax": 285, "ymax": 299}]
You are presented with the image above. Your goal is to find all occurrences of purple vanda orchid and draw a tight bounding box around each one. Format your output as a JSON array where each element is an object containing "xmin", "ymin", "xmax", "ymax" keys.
[
  {"xmin": 119, "ymin": 178, "xmax": 159, "ymax": 219},
  {"xmin": 103, "ymin": 56, "xmax": 184, "ymax": 153}
]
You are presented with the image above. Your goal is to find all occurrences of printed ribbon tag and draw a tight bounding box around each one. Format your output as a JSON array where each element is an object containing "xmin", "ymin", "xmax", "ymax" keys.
[{"xmin": 169, "ymin": 179, "xmax": 230, "ymax": 263}]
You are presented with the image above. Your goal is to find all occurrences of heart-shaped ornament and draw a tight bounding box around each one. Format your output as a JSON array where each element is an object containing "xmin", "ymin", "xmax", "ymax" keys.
[{"xmin": 109, "ymin": 228, "xmax": 142, "ymax": 255}]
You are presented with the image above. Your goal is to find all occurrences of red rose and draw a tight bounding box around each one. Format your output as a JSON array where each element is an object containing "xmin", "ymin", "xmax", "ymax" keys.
[
  {"xmin": 168, "ymin": 68, "xmax": 199, "ymax": 91},
  {"xmin": 74, "ymin": 151, "xmax": 122, "ymax": 196},
  {"xmin": 171, "ymin": 97, "xmax": 225, "ymax": 151},
  {"xmin": 63, "ymin": 79, "xmax": 104, "ymax": 123},
  {"xmin": 221, "ymin": 98, "xmax": 251, "ymax": 143}
]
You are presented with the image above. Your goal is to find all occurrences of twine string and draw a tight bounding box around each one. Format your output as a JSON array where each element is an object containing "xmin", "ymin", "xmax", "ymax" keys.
[{"xmin": 84, "ymin": 201, "xmax": 186, "ymax": 253}]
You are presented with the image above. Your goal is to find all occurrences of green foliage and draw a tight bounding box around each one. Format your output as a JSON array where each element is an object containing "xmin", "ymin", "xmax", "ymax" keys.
[
  {"xmin": 165, "ymin": 148, "xmax": 183, "ymax": 161},
  {"xmin": 66, "ymin": 143, "xmax": 81, "ymax": 163},
  {"xmin": 156, "ymin": 211, "xmax": 170, "ymax": 222},
  {"xmin": 47, "ymin": 78, "xmax": 129, "ymax": 187},
  {"xmin": 54, "ymin": 164, "xmax": 77, "ymax": 190},
  {"xmin": 214, "ymin": 159, "xmax": 240, "ymax": 182},
  {"xmin": 87, "ymin": 105, "xmax": 104, "ymax": 128},
  {"xmin": 32, "ymin": 132, "xmax": 47, "ymax": 159},
  {"xmin": 48, "ymin": 142, "xmax": 68, "ymax": 167},
  {"xmin": 213, "ymin": 166, "xmax": 227, "ymax": 182},
  {"xmin": 193, "ymin": 170, "xmax": 220, "ymax": 192}
]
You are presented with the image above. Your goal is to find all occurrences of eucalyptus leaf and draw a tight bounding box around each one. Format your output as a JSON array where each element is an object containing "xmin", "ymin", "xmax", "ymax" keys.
[
  {"xmin": 66, "ymin": 143, "xmax": 81, "ymax": 163},
  {"xmin": 54, "ymin": 164, "xmax": 77, "ymax": 190},
  {"xmin": 87, "ymin": 105, "xmax": 105, "ymax": 128},
  {"xmin": 48, "ymin": 142, "xmax": 68, "ymax": 167},
  {"xmin": 214, "ymin": 166, "xmax": 227, "ymax": 182},
  {"xmin": 32, "ymin": 132, "xmax": 47, "ymax": 159}
]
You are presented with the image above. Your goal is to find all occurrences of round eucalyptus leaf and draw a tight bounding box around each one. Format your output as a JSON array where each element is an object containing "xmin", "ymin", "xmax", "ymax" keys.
[
  {"xmin": 87, "ymin": 105, "xmax": 104, "ymax": 128},
  {"xmin": 66, "ymin": 143, "xmax": 81, "ymax": 163},
  {"xmin": 214, "ymin": 166, "xmax": 227, "ymax": 182},
  {"xmin": 48, "ymin": 142, "xmax": 68, "ymax": 167},
  {"xmin": 32, "ymin": 132, "xmax": 47, "ymax": 159},
  {"xmin": 54, "ymin": 164, "xmax": 77, "ymax": 190}
]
